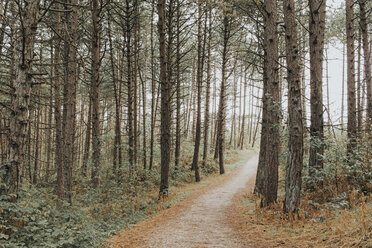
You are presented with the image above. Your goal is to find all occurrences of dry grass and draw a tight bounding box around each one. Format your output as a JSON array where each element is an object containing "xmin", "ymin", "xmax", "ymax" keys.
[{"xmin": 230, "ymin": 189, "xmax": 372, "ymax": 248}]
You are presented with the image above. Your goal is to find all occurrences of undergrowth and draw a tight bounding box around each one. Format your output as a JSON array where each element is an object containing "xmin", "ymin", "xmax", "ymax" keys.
[
  {"xmin": 0, "ymin": 142, "xmax": 247, "ymax": 248},
  {"xmin": 240, "ymin": 132, "xmax": 372, "ymax": 247}
]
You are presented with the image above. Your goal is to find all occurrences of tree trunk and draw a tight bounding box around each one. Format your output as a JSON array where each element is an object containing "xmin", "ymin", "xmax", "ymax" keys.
[
  {"xmin": 359, "ymin": 0, "xmax": 372, "ymax": 132},
  {"xmin": 174, "ymin": 0, "xmax": 181, "ymax": 174},
  {"xmin": 202, "ymin": 7, "xmax": 212, "ymax": 167},
  {"xmin": 91, "ymin": 0, "xmax": 101, "ymax": 188},
  {"xmin": 126, "ymin": 0, "xmax": 135, "ymax": 172},
  {"xmin": 283, "ymin": 0, "xmax": 304, "ymax": 213},
  {"xmin": 33, "ymin": 101, "xmax": 41, "ymax": 184},
  {"xmin": 341, "ymin": 43, "xmax": 345, "ymax": 131},
  {"xmin": 149, "ymin": 0, "xmax": 156, "ymax": 170},
  {"xmin": 254, "ymin": 0, "xmax": 280, "ymax": 205},
  {"xmin": 158, "ymin": 0, "xmax": 170, "ymax": 196},
  {"xmin": 82, "ymin": 98, "xmax": 92, "ymax": 177},
  {"xmin": 108, "ymin": 9, "xmax": 122, "ymax": 174},
  {"xmin": 308, "ymin": 0, "xmax": 326, "ymax": 178},
  {"xmin": 191, "ymin": 0, "xmax": 204, "ymax": 182},
  {"xmin": 216, "ymin": 10, "xmax": 232, "ymax": 175},
  {"xmin": 62, "ymin": 0, "xmax": 78, "ymax": 204},
  {"xmin": 1, "ymin": 0, "xmax": 40, "ymax": 197},
  {"xmin": 346, "ymin": 0, "xmax": 357, "ymax": 160},
  {"xmin": 239, "ymin": 69, "xmax": 247, "ymax": 149},
  {"xmin": 53, "ymin": 4, "xmax": 64, "ymax": 201}
]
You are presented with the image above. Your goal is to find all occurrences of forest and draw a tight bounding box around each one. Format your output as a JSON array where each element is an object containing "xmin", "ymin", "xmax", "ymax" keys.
[{"xmin": 0, "ymin": 0, "xmax": 371, "ymax": 247}]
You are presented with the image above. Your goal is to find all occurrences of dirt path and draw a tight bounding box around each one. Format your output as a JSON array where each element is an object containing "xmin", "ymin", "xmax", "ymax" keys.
[{"xmin": 108, "ymin": 155, "xmax": 258, "ymax": 248}]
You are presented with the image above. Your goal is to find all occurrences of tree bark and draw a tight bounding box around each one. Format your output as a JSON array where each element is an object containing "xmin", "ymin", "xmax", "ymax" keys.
[
  {"xmin": 308, "ymin": 0, "xmax": 326, "ymax": 178},
  {"xmin": 283, "ymin": 0, "xmax": 304, "ymax": 213},
  {"xmin": 91, "ymin": 0, "xmax": 102, "ymax": 188},
  {"xmin": 254, "ymin": 0, "xmax": 280, "ymax": 205},
  {"xmin": 346, "ymin": 0, "xmax": 357, "ymax": 160},
  {"xmin": 62, "ymin": 0, "xmax": 78, "ymax": 204},
  {"xmin": 202, "ymin": 7, "xmax": 212, "ymax": 167},
  {"xmin": 158, "ymin": 0, "xmax": 171, "ymax": 196},
  {"xmin": 1, "ymin": 0, "xmax": 40, "ymax": 197},
  {"xmin": 359, "ymin": 0, "xmax": 372, "ymax": 132},
  {"xmin": 191, "ymin": 0, "xmax": 204, "ymax": 182}
]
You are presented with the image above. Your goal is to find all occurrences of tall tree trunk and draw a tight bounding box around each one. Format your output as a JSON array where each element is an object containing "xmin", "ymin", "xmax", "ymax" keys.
[
  {"xmin": 133, "ymin": 0, "xmax": 139, "ymax": 168},
  {"xmin": 341, "ymin": 43, "xmax": 345, "ymax": 131},
  {"xmin": 126, "ymin": 0, "xmax": 135, "ymax": 171},
  {"xmin": 216, "ymin": 10, "xmax": 232, "ymax": 175},
  {"xmin": 33, "ymin": 101, "xmax": 41, "ymax": 184},
  {"xmin": 191, "ymin": 0, "xmax": 204, "ymax": 182},
  {"xmin": 158, "ymin": 0, "xmax": 170, "ymax": 196},
  {"xmin": 149, "ymin": 0, "xmax": 156, "ymax": 170},
  {"xmin": 254, "ymin": 0, "xmax": 280, "ymax": 205},
  {"xmin": 91, "ymin": 0, "xmax": 101, "ymax": 188},
  {"xmin": 53, "ymin": 4, "xmax": 64, "ymax": 201},
  {"xmin": 82, "ymin": 98, "xmax": 92, "ymax": 177},
  {"xmin": 1, "ymin": 0, "xmax": 40, "ymax": 197},
  {"xmin": 357, "ymin": 29, "xmax": 362, "ymax": 136},
  {"xmin": 346, "ymin": 0, "xmax": 357, "ymax": 161},
  {"xmin": 359, "ymin": 0, "xmax": 372, "ymax": 133},
  {"xmin": 239, "ymin": 69, "xmax": 247, "ymax": 149},
  {"xmin": 308, "ymin": 0, "xmax": 326, "ymax": 178},
  {"xmin": 283, "ymin": 0, "xmax": 304, "ymax": 213},
  {"xmin": 202, "ymin": 7, "xmax": 212, "ymax": 167},
  {"xmin": 108, "ymin": 8, "xmax": 122, "ymax": 174},
  {"xmin": 140, "ymin": 59, "xmax": 147, "ymax": 170},
  {"xmin": 62, "ymin": 0, "xmax": 78, "ymax": 204},
  {"xmin": 45, "ymin": 47, "xmax": 53, "ymax": 183},
  {"xmin": 174, "ymin": 0, "xmax": 181, "ymax": 174}
]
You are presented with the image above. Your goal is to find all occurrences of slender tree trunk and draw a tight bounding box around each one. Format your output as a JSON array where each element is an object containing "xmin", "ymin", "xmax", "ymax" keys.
[
  {"xmin": 133, "ymin": 0, "xmax": 139, "ymax": 168},
  {"xmin": 346, "ymin": 0, "xmax": 357, "ymax": 160},
  {"xmin": 254, "ymin": 0, "xmax": 280, "ymax": 205},
  {"xmin": 1, "ymin": 0, "xmax": 40, "ymax": 197},
  {"xmin": 140, "ymin": 59, "xmax": 147, "ymax": 170},
  {"xmin": 149, "ymin": 0, "xmax": 156, "ymax": 170},
  {"xmin": 158, "ymin": 0, "xmax": 170, "ymax": 196},
  {"xmin": 45, "ymin": 46, "xmax": 54, "ymax": 183},
  {"xmin": 341, "ymin": 43, "xmax": 345, "ymax": 131},
  {"xmin": 239, "ymin": 69, "xmax": 247, "ymax": 149},
  {"xmin": 308, "ymin": 0, "xmax": 326, "ymax": 178},
  {"xmin": 82, "ymin": 99, "xmax": 92, "ymax": 177},
  {"xmin": 126, "ymin": 0, "xmax": 135, "ymax": 171},
  {"xmin": 191, "ymin": 0, "xmax": 205, "ymax": 182},
  {"xmin": 359, "ymin": 0, "xmax": 372, "ymax": 132},
  {"xmin": 283, "ymin": 0, "xmax": 304, "ymax": 213},
  {"xmin": 62, "ymin": 0, "xmax": 78, "ymax": 204},
  {"xmin": 53, "ymin": 4, "xmax": 64, "ymax": 201},
  {"xmin": 108, "ymin": 9, "xmax": 122, "ymax": 174},
  {"xmin": 202, "ymin": 7, "xmax": 212, "ymax": 167},
  {"xmin": 357, "ymin": 29, "xmax": 362, "ymax": 136},
  {"xmin": 216, "ymin": 11, "xmax": 232, "ymax": 175},
  {"xmin": 33, "ymin": 102, "xmax": 41, "ymax": 184},
  {"xmin": 27, "ymin": 110, "xmax": 33, "ymax": 183},
  {"xmin": 174, "ymin": 0, "xmax": 181, "ymax": 174},
  {"xmin": 91, "ymin": 0, "xmax": 101, "ymax": 188}
]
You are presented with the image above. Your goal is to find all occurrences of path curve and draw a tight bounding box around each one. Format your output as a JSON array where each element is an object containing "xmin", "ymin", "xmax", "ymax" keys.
[{"xmin": 140, "ymin": 155, "xmax": 258, "ymax": 248}]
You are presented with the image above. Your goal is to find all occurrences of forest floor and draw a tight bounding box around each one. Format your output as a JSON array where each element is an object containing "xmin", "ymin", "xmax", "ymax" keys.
[
  {"xmin": 106, "ymin": 151, "xmax": 372, "ymax": 248},
  {"xmin": 106, "ymin": 152, "xmax": 258, "ymax": 248}
]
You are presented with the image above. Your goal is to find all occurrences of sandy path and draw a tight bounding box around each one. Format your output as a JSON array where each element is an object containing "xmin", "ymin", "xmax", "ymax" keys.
[{"xmin": 139, "ymin": 155, "xmax": 258, "ymax": 248}]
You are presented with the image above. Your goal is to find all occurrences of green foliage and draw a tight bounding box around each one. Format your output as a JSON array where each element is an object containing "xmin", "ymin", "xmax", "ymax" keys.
[{"xmin": 0, "ymin": 141, "xmax": 237, "ymax": 248}]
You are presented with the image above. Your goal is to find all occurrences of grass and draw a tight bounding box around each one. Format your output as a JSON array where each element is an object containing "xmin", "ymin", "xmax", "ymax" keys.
[
  {"xmin": 1, "ymin": 146, "xmax": 254, "ymax": 248},
  {"xmin": 237, "ymin": 176, "xmax": 372, "ymax": 247}
]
